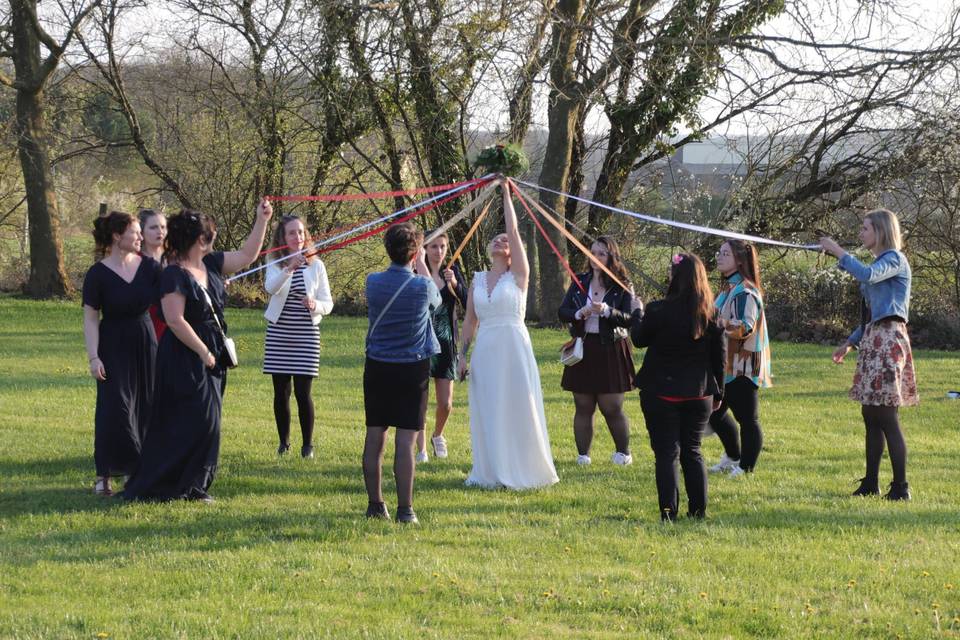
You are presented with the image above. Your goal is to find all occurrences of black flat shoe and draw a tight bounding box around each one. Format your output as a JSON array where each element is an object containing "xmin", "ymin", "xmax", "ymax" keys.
[
  {"xmin": 301, "ymin": 445, "xmax": 314, "ymax": 459},
  {"xmin": 396, "ymin": 506, "xmax": 419, "ymax": 524},
  {"xmin": 277, "ymin": 443, "xmax": 290, "ymax": 456},
  {"xmin": 852, "ymin": 477, "xmax": 880, "ymax": 496},
  {"xmin": 365, "ymin": 502, "xmax": 390, "ymax": 520},
  {"xmin": 884, "ymin": 481, "xmax": 911, "ymax": 501}
]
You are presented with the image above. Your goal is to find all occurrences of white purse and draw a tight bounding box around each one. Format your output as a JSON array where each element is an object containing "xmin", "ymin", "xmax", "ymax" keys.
[{"xmin": 559, "ymin": 337, "xmax": 583, "ymax": 366}]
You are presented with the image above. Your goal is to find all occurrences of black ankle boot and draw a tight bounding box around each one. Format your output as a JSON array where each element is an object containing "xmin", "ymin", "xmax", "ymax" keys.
[
  {"xmin": 852, "ymin": 477, "xmax": 879, "ymax": 496},
  {"xmin": 884, "ymin": 481, "xmax": 911, "ymax": 501}
]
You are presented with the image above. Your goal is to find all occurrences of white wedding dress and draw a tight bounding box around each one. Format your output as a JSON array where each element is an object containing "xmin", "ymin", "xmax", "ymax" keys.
[{"xmin": 465, "ymin": 271, "xmax": 559, "ymax": 490}]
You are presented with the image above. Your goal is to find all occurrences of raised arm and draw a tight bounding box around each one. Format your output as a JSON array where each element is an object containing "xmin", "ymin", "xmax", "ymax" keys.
[
  {"xmin": 503, "ymin": 180, "xmax": 529, "ymax": 288},
  {"xmin": 222, "ymin": 197, "xmax": 274, "ymax": 276},
  {"xmin": 457, "ymin": 285, "xmax": 479, "ymax": 381}
]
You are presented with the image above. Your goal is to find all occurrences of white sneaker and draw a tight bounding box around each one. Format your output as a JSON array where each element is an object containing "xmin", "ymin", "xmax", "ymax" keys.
[
  {"xmin": 415, "ymin": 451, "xmax": 428, "ymax": 464},
  {"xmin": 431, "ymin": 435, "xmax": 448, "ymax": 458},
  {"xmin": 728, "ymin": 464, "xmax": 746, "ymax": 478},
  {"xmin": 611, "ymin": 452, "xmax": 633, "ymax": 466},
  {"xmin": 576, "ymin": 454, "xmax": 592, "ymax": 466},
  {"xmin": 708, "ymin": 453, "xmax": 739, "ymax": 474}
]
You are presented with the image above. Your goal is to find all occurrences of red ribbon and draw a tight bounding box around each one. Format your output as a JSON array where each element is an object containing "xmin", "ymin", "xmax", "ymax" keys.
[
  {"xmin": 308, "ymin": 178, "xmax": 493, "ymax": 257},
  {"xmin": 266, "ymin": 178, "xmax": 478, "ymax": 202},
  {"xmin": 509, "ymin": 181, "xmax": 585, "ymax": 292}
]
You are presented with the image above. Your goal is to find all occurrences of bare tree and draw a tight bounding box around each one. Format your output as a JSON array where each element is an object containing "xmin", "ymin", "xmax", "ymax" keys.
[{"xmin": 1, "ymin": 0, "xmax": 102, "ymax": 297}]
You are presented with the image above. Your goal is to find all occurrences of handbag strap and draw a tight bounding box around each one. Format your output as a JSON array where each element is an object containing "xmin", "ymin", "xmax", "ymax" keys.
[
  {"xmin": 368, "ymin": 274, "xmax": 415, "ymax": 339},
  {"xmin": 198, "ymin": 283, "xmax": 228, "ymax": 340}
]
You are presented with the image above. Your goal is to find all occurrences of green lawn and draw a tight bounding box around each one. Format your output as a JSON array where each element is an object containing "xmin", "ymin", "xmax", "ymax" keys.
[{"xmin": 1, "ymin": 296, "xmax": 958, "ymax": 639}]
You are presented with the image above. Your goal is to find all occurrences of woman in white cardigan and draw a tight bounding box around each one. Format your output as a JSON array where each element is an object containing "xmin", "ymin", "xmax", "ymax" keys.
[{"xmin": 263, "ymin": 216, "xmax": 334, "ymax": 458}]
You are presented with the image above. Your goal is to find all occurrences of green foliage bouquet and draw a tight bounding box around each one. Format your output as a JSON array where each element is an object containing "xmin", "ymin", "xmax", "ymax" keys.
[{"xmin": 474, "ymin": 143, "xmax": 529, "ymax": 177}]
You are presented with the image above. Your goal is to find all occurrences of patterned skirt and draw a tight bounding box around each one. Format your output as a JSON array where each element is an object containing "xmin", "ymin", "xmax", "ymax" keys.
[{"xmin": 849, "ymin": 320, "xmax": 919, "ymax": 407}]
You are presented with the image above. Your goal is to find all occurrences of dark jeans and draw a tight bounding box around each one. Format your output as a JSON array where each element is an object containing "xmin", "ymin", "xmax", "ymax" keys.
[
  {"xmin": 640, "ymin": 392, "xmax": 712, "ymax": 519},
  {"xmin": 709, "ymin": 377, "xmax": 763, "ymax": 471}
]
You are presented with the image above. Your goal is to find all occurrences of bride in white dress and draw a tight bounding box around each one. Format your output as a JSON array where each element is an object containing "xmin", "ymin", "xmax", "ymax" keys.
[{"xmin": 456, "ymin": 179, "xmax": 559, "ymax": 490}]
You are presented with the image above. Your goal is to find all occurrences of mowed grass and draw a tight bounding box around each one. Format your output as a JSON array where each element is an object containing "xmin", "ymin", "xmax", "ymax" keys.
[{"xmin": 1, "ymin": 295, "xmax": 959, "ymax": 639}]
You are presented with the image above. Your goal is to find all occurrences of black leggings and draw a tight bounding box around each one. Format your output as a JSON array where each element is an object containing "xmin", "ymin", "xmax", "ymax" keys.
[
  {"xmin": 861, "ymin": 405, "xmax": 907, "ymax": 484},
  {"xmin": 272, "ymin": 374, "xmax": 315, "ymax": 447},
  {"xmin": 709, "ymin": 377, "xmax": 763, "ymax": 471}
]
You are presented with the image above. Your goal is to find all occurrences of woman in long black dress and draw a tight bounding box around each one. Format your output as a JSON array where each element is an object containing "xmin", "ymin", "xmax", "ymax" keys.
[
  {"xmin": 124, "ymin": 199, "xmax": 272, "ymax": 502},
  {"xmin": 82, "ymin": 211, "xmax": 161, "ymax": 496}
]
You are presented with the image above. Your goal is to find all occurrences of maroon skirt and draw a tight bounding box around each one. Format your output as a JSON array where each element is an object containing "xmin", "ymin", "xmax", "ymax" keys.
[{"xmin": 561, "ymin": 334, "xmax": 635, "ymax": 394}]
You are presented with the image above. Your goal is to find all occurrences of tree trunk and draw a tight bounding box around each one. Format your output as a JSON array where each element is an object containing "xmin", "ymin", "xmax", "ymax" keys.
[
  {"xmin": 535, "ymin": 0, "xmax": 583, "ymax": 320},
  {"xmin": 10, "ymin": 0, "xmax": 71, "ymax": 297}
]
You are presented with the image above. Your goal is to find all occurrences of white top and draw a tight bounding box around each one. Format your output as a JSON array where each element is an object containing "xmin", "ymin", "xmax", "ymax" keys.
[{"xmin": 263, "ymin": 259, "xmax": 334, "ymax": 325}]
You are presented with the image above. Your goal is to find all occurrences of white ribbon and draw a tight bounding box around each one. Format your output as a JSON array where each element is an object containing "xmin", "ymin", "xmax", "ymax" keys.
[
  {"xmin": 423, "ymin": 182, "xmax": 497, "ymax": 245},
  {"xmin": 515, "ymin": 179, "xmax": 820, "ymax": 250}
]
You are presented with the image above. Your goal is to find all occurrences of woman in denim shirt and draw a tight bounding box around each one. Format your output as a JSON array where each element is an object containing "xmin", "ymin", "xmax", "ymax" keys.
[
  {"xmin": 821, "ymin": 209, "xmax": 918, "ymax": 501},
  {"xmin": 362, "ymin": 222, "xmax": 441, "ymax": 524}
]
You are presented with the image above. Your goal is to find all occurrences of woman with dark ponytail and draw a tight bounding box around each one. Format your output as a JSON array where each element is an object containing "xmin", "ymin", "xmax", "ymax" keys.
[
  {"xmin": 631, "ymin": 253, "xmax": 725, "ymax": 521},
  {"xmin": 124, "ymin": 199, "xmax": 273, "ymax": 503},
  {"xmin": 707, "ymin": 240, "xmax": 771, "ymax": 477},
  {"xmin": 82, "ymin": 211, "xmax": 162, "ymax": 496}
]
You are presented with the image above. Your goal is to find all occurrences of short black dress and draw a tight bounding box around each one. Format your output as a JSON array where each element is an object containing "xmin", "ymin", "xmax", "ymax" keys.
[
  {"xmin": 124, "ymin": 252, "xmax": 228, "ymax": 501},
  {"xmin": 82, "ymin": 257, "xmax": 161, "ymax": 477}
]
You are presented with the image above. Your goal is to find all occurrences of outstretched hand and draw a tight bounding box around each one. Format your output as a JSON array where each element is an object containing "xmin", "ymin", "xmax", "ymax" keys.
[{"xmin": 819, "ymin": 236, "xmax": 844, "ymax": 258}]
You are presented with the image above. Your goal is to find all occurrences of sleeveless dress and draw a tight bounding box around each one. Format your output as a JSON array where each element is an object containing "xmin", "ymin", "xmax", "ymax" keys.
[
  {"xmin": 262, "ymin": 265, "xmax": 320, "ymax": 377},
  {"xmin": 465, "ymin": 271, "xmax": 559, "ymax": 490}
]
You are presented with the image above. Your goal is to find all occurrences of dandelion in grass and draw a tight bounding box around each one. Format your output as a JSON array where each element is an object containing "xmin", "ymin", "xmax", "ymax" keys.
[
  {"xmin": 847, "ymin": 579, "xmax": 857, "ymax": 588},
  {"xmin": 699, "ymin": 592, "xmax": 708, "ymax": 599},
  {"xmin": 932, "ymin": 603, "xmax": 939, "ymax": 609},
  {"xmin": 922, "ymin": 571, "xmax": 930, "ymax": 577},
  {"xmin": 96, "ymin": 634, "xmax": 109, "ymax": 639},
  {"xmin": 946, "ymin": 583, "xmax": 954, "ymax": 590}
]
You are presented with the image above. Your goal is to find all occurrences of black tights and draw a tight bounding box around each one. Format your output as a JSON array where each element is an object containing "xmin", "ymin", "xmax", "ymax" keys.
[
  {"xmin": 862, "ymin": 405, "xmax": 907, "ymax": 484},
  {"xmin": 272, "ymin": 374, "xmax": 315, "ymax": 447},
  {"xmin": 572, "ymin": 392, "xmax": 630, "ymax": 456},
  {"xmin": 709, "ymin": 377, "xmax": 763, "ymax": 471}
]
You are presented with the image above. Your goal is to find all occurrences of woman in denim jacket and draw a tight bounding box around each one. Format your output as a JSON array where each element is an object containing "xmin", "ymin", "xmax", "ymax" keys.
[{"xmin": 821, "ymin": 209, "xmax": 917, "ymax": 501}]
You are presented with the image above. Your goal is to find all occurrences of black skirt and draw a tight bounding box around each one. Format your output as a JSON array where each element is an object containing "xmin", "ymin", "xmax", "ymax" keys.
[
  {"xmin": 363, "ymin": 357, "xmax": 430, "ymax": 430},
  {"xmin": 561, "ymin": 334, "xmax": 635, "ymax": 394}
]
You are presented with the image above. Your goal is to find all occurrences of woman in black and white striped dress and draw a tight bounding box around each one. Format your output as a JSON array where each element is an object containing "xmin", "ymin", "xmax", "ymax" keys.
[{"xmin": 263, "ymin": 216, "xmax": 334, "ymax": 458}]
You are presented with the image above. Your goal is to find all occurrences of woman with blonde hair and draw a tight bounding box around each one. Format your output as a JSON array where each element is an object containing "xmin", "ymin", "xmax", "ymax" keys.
[
  {"xmin": 820, "ymin": 209, "xmax": 917, "ymax": 501},
  {"xmin": 263, "ymin": 215, "xmax": 334, "ymax": 458}
]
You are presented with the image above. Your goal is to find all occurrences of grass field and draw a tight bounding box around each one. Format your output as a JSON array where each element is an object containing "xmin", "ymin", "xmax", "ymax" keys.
[{"xmin": 1, "ymin": 295, "xmax": 959, "ymax": 639}]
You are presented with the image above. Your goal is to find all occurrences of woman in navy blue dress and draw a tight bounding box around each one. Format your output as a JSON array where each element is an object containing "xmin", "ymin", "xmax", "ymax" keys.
[
  {"xmin": 82, "ymin": 211, "xmax": 161, "ymax": 496},
  {"xmin": 124, "ymin": 199, "xmax": 273, "ymax": 502}
]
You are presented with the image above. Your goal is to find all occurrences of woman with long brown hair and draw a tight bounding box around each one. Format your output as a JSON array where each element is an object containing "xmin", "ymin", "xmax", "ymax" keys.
[
  {"xmin": 557, "ymin": 236, "xmax": 638, "ymax": 466},
  {"xmin": 631, "ymin": 253, "xmax": 725, "ymax": 521},
  {"xmin": 82, "ymin": 211, "xmax": 162, "ymax": 495},
  {"xmin": 707, "ymin": 240, "xmax": 771, "ymax": 477},
  {"xmin": 263, "ymin": 215, "xmax": 334, "ymax": 458},
  {"xmin": 413, "ymin": 229, "xmax": 466, "ymax": 462}
]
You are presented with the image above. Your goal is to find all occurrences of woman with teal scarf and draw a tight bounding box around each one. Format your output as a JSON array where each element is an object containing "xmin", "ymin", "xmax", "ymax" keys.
[{"xmin": 707, "ymin": 240, "xmax": 771, "ymax": 477}]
